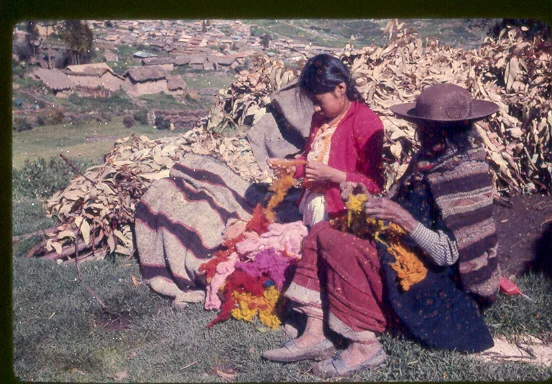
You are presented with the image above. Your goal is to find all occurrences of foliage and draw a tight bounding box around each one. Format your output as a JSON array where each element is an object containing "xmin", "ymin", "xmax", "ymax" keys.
[
  {"xmin": 13, "ymin": 40, "xmax": 33, "ymax": 61},
  {"xmin": 58, "ymin": 20, "xmax": 94, "ymax": 65},
  {"xmin": 25, "ymin": 20, "xmax": 39, "ymax": 40},
  {"xmin": 489, "ymin": 19, "xmax": 551, "ymax": 41},
  {"xmin": 203, "ymin": 54, "xmax": 298, "ymax": 134},
  {"xmin": 154, "ymin": 115, "xmax": 170, "ymax": 130},
  {"xmin": 133, "ymin": 109, "xmax": 148, "ymax": 125},
  {"xmin": 12, "ymin": 156, "xmax": 96, "ymax": 199},
  {"xmin": 122, "ymin": 115, "xmax": 134, "ymax": 128},
  {"xmin": 261, "ymin": 33, "xmax": 272, "ymax": 49},
  {"xmin": 13, "ymin": 117, "xmax": 33, "ymax": 132},
  {"xmin": 36, "ymin": 108, "xmax": 64, "ymax": 126}
]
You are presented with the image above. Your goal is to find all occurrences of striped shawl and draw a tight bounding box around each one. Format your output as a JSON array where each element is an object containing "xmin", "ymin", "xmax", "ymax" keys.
[{"xmin": 425, "ymin": 146, "xmax": 500, "ymax": 305}]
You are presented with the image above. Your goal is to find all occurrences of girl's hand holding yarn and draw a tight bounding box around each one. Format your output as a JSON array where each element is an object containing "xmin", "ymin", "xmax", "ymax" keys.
[{"xmin": 267, "ymin": 158, "xmax": 296, "ymax": 178}]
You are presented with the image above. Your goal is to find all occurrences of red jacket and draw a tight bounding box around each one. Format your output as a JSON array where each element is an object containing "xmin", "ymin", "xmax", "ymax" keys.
[{"xmin": 294, "ymin": 100, "xmax": 384, "ymax": 216}]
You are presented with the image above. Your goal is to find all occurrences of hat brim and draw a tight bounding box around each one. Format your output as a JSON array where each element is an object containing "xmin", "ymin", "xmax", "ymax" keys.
[{"xmin": 390, "ymin": 100, "xmax": 499, "ymax": 122}]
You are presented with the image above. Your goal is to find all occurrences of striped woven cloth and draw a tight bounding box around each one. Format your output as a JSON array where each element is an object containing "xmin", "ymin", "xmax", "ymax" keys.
[
  {"xmin": 426, "ymin": 146, "xmax": 500, "ymax": 304},
  {"xmin": 134, "ymin": 153, "xmax": 262, "ymax": 295}
]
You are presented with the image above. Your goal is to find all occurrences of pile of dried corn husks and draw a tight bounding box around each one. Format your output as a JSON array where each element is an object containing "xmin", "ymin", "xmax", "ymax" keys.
[
  {"xmin": 29, "ymin": 129, "xmax": 265, "ymax": 261},
  {"xmin": 205, "ymin": 54, "xmax": 300, "ymax": 133},
  {"xmin": 340, "ymin": 21, "xmax": 551, "ymax": 193},
  {"xmin": 30, "ymin": 22, "xmax": 550, "ymax": 261}
]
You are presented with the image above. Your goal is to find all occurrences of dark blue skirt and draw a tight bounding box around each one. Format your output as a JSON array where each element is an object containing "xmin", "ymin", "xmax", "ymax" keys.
[
  {"xmin": 380, "ymin": 170, "xmax": 494, "ymax": 353},
  {"xmin": 379, "ymin": 243, "xmax": 493, "ymax": 353}
]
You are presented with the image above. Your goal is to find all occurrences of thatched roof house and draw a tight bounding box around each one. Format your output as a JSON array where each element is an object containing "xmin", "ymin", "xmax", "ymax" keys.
[
  {"xmin": 123, "ymin": 65, "xmax": 178, "ymax": 96},
  {"xmin": 65, "ymin": 63, "xmax": 124, "ymax": 92},
  {"xmin": 174, "ymin": 56, "xmax": 191, "ymax": 66},
  {"xmin": 142, "ymin": 57, "xmax": 175, "ymax": 72},
  {"xmin": 189, "ymin": 54, "xmax": 207, "ymax": 70},
  {"xmin": 210, "ymin": 55, "xmax": 235, "ymax": 66},
  {"xmin": 124, "ymin": 65, "xmax": 166, "ymax": 82},
  {"xmin": 32, "ymin": 68, "xmax": 74, "ymax": 97},
  {"xmin": 167, "ymin": 75, "xmax": 187, "ymax": 94}
]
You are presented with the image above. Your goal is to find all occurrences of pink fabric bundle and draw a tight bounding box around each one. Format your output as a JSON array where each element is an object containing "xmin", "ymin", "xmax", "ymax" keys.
[
  {"xmin": 235, "ymin": 221, "xmax": 308, "ymax": 259},
  {"xmin": 204, "ymin": 220, "xmax": 308, "ymax": 311},
  {"xmin": 235, "ymin": 247, "xmax": 295, "ymax": 290},
  {"xmin": 204, "ymin": 252, "xmax": 238, "ymax": 310}
]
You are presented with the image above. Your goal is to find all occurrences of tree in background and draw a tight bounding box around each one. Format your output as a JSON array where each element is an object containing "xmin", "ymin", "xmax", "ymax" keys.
[
  {"xmin": 25, "ymin": 20, "xmax": 41, "ymax": 56},
  {"xmin": 261, "ymin": 33, "xmax": 272, "ymax": 49},
  {"xmin": 59, "ymin": 20, "xmax": 94, "ymax": 65}
]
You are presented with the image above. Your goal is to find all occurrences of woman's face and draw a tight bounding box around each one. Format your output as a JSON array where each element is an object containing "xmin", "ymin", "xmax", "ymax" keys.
[
  {"xmin": 310, "ymin": 83, "xmax": 348, "ymax": 122},
  {"xmin": 417, "ymin": 121, "xmax": 447, "ymax": 153}
]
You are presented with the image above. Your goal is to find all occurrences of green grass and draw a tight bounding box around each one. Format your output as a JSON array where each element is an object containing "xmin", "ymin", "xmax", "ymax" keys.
[
  {"xmin": 59, "ymin": 90, "xmax": 136, "ymax": 115},
  {"xmin": 11, "ymin": 243, "xmax": 552, "ymax": 382},
  {"xmin": 137, "ymin": 93, "xmax": 189, "ymax": 111},
  {"xmin": 178, "ymin": 69, "xmax": 236, "ymax": 90},
  {"xmin": 12, "ymin": 117, "xmax": 180, "ymax": 169},
  {"xmin": 12, "ymin": 196, "xmax": 59, "ymax": 237},
  {"xmin": 485, "ymin": 273, "xmax": 552, "ymax": 341},
  {"xmin": 9, "ymin": 155, "xmax": 552, "ymax": 381}
]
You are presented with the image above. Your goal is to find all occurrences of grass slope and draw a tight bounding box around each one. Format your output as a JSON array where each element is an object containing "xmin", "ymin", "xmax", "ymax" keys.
[
  {"xmin": 247, "ymin": 19, "xmax": 500, "ymax": 50},
  {"xmin": 11, "ymin": 244, "xmax": 552, "ymax": 382},
  {"xmin": 12, "ymin": 118, "xmax": 180, "ymax": 169}
]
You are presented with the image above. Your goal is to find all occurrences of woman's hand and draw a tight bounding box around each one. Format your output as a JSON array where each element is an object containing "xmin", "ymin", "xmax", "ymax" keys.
[
  {"xmin": 267, "ymin": 158, "xmax": 296, "ymax": 178},
  {"xmin": 363, "ymin": 197, "xmax": 418, "ymax": 233},
  {"xmin": 305, "ymin": 161, "xmax": 346, "ymax": 184}
]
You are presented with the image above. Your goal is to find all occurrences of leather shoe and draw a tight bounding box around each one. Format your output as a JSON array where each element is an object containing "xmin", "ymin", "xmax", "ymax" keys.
[
  {"xmin": 312, "ymin": 348, "xmax": 387, "ymax": 378},
  {"xmin": 262, "ymin": 338, "xmax": 336, "ymax": 363}
]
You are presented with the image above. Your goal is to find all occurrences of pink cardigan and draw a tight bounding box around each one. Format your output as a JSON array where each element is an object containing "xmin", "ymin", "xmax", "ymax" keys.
[{"xmin": 294, "ymin": 100, "xmax": 384, "ymax": 216}]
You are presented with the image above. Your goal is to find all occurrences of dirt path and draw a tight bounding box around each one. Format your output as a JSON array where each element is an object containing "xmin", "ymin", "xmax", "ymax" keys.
[{"xmin": 477, "ymin": 334, "xmax": 552, "ymax": 367}]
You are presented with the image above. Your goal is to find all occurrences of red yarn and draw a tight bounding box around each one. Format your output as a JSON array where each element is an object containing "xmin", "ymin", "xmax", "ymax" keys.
[
  {"xmin": 199, "ymin": 240, "xmax": 240, "ymax": 283},
  {"xmin": 222, "ymin": 233, "xmax": 245, "ymax": 249},
  {"xmin": 246, "ymin": 204, "xmax": 271, "ymax": 235}
]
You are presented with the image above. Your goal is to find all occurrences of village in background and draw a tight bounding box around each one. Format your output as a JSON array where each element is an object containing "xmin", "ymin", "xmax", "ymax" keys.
[{"xmin": 12, "ymin": 19, "xmax": 499, "ymax": 132}]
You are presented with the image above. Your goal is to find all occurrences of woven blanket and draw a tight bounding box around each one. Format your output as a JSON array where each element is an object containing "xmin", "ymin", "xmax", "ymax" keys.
[{"xmin": 134, "ymin": 153, "xmax": 259, "ymax": 295}]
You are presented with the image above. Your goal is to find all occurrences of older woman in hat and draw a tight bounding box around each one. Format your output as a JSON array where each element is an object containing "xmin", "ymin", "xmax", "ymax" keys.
[{"xmin": 262, "ymin": 83, "xmax": 501, "ymax": 378}]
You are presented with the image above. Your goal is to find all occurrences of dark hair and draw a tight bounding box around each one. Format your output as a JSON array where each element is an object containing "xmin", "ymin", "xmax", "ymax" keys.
[
  {"xmin": 297, "ymin": 53, "xmax": 364, "ymax": 102},
  {"xmin": 417, "ymin": 120, "xmax": 476, "ymax": 153}
]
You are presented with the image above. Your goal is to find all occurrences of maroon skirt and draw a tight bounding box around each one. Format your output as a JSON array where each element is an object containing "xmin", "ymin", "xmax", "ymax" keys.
[{"xmin": 285, "ymin": 221, "xmax": 387, "ymax": 341}]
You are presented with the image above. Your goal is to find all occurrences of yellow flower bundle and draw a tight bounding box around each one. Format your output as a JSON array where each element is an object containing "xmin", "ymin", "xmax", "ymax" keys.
[
  {"xmin": 230, "ymin": 286, "xmax": 281, "ymax": 329},
  {"xmin": 344, "ymin": 194, "xmax": 427, "ymax": 291}
]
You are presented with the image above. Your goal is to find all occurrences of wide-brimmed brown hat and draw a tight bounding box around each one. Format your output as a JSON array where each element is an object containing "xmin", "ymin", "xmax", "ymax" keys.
[{"xmin": 390, "ymin": 83, "xmax": 499, "ymax": 122}]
